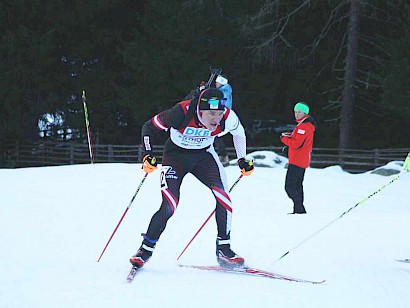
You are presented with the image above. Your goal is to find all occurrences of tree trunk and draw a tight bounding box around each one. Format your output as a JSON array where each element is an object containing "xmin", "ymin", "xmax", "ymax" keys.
[{"xmin": 339, "ymin": 0, "xmax": 360, "ymax": 151}]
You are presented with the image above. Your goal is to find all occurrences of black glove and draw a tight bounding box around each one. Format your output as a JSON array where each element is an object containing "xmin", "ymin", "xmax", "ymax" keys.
[
  {"xmin": 142, "ymin": 154, "xmax": 158, "ymax": 173},
  {"xmin": 238, "ymin": 158, "xmax": 254, "ymax": 176}
]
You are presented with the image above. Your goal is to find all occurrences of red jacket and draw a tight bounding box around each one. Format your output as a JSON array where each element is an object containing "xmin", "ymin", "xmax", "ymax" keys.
[{"xmin": 280, "ymin": 116, "xmax": 316, "ymax": 169}]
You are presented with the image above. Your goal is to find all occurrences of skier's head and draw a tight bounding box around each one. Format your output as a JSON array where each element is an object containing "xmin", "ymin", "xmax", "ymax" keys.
[
  {"xmin": 198, "ymin": 88, "xmax": 226, "ymax": 111},
  {"xmin": 215, "ymin": 75, "xmax": 228, "ymax": 88},
  {"xmin": 294, "ymin": 102, "xmax": 310, "ymax": 120},
  {"xmin": 197, "ymin": 88, "xmax": 225, "ymax": 132}
]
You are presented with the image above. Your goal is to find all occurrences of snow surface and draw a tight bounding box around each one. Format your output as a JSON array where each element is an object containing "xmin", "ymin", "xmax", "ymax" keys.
[{"xmin": 1, "ymin": 151, "xmax": 409, "ymax": 308}]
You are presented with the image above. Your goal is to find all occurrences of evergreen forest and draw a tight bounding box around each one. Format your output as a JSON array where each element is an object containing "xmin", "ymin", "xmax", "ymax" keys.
[{"xmin": 1, "ymin": 0, "xmax": 409, "ymax": 149}]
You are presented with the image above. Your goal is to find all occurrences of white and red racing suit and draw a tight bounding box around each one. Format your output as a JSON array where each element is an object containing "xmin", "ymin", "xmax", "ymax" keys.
[{"xmin": 141, "ymin": 99, "xmax": 247, "ymax": 242}]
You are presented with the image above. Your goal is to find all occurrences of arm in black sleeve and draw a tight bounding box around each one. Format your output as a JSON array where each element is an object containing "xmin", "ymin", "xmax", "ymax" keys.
[{"xmin": 141, "ymin": 103, "xmax": 187, "ymax": 155}]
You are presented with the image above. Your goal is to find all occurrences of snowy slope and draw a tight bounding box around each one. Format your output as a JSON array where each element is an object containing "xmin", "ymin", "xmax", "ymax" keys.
[{"xmin": 1, "ymin": 152, "xmax": 409, "ymax": 308}]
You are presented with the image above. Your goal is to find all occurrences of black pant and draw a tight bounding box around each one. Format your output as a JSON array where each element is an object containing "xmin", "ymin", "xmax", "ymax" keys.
[
  {"xmin": 144, "ymin": 146, "xmax": 233, "ymax": 243},
  {"xmin": 214, "ymin": 136, "xmax": 227, "ymax": 156},
  {"xmin": 285, "ymin": 164, "xmax": 306, "ymax": 213}
]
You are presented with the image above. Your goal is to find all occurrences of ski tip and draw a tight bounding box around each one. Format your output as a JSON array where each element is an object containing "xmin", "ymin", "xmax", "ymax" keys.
[
  {"xmin": 127, "ymin": 266, "xmax": 140, "ymax": 283},
  {"xmin": 396, "ymin": 259, "xmax": 410, "ymax": 263}
]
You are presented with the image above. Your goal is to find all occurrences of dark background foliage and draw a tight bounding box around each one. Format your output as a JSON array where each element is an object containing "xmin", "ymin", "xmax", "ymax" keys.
[{"xmin": 1, "ymin": 0, "xmax": 409, "ymax": 149}]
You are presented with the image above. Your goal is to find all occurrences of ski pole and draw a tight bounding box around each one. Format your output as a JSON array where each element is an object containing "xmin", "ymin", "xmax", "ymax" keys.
[
  {"xmin": 176, "ymin": 174, "xmax": 243, "ymax": 261},
  {"xmin": 273, "ymin": 172, "xmax": 402, "ymax": 264},
  {"xmin": 97, "ymin": 172, "xmax": 149, "ymax": 262},
  {"xmin": 82, "ymin": 90, "xmax": 95, "ymax": 164}
]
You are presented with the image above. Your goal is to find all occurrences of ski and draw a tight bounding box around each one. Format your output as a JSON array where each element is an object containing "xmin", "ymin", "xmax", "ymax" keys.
[
  {"xmin": 127, "ymin": 266, "xmax": 141, "ymax": 283},
  {"xmin": 396, "ymin": 259, "xmax": 410, "ymax": 263},
  {"xmin": 178, "ymin": 264, "xmax": 325, "ymax": 284}
]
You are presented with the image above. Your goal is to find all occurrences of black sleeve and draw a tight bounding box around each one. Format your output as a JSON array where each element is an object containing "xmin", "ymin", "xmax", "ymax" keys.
[{"xmin": 140, "ymin": 104, "xmax": 186, "ymax": 156}]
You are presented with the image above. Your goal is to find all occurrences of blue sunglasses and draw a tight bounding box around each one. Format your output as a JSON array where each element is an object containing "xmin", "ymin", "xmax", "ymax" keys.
[{"xmin": 201, "ymin": 97, "xmax": 227, "ymax": 108}]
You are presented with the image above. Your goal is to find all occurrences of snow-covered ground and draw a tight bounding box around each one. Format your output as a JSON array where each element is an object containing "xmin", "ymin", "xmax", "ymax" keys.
[{"xmin": 1, "ymin": 151, "xmax": 409, "ymax": 308}]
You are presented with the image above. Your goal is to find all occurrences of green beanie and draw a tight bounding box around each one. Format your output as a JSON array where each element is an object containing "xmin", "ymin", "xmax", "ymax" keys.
[{"xmin": 294, "ymin": 102, "xmax": 309, "ymax": 114}]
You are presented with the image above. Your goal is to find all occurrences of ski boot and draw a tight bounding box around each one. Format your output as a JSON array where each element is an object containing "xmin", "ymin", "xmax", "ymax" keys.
[
  {"xmin": 216, "ymin": 238, "xmax": 244, "ymax": 268},
  {"xmin": 130, "ymin": 234, "xmax": 156, "ymax": 268}
]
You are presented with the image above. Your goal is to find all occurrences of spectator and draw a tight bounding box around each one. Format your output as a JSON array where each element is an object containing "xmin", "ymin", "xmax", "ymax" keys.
[
  {"xmin": 280, "ymin": 102, "xmax": 316, "ymax": 214},
  {"xmin": 215, "ymin": 74, "xmax": 233, "ymax": 166}
]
